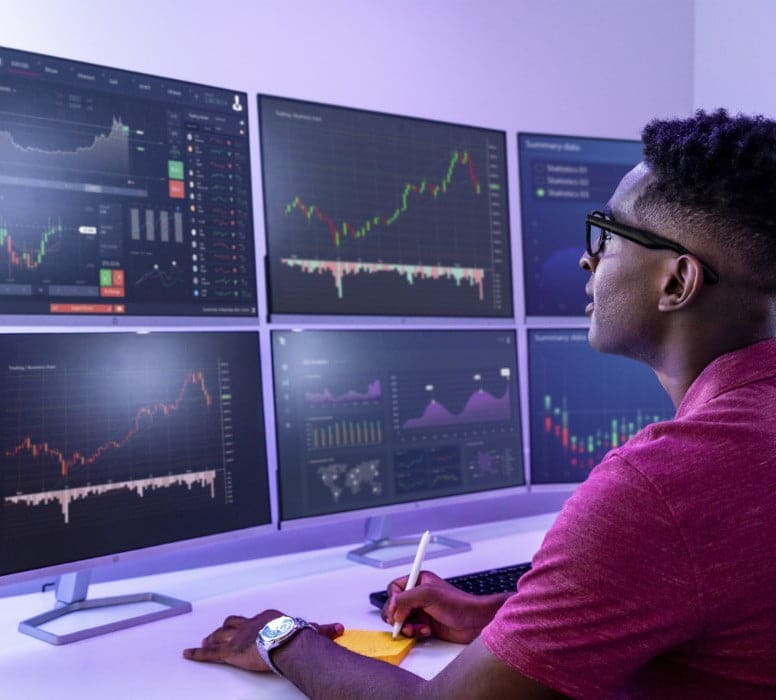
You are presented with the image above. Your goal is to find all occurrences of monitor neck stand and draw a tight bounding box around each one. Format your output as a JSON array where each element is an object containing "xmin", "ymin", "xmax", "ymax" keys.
[
  {"xmin": 18, "ymin": 570, "xmax": 192, "ymax": 645},
  {"xmin": 346, "ymin": 516, "xmax": 471, "ymax": 568}
]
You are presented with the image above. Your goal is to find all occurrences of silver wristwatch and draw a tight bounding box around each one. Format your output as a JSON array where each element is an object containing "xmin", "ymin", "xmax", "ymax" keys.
[{"xmin": 256, "ymin": 615, "xmax": 315, "ymax": 677}]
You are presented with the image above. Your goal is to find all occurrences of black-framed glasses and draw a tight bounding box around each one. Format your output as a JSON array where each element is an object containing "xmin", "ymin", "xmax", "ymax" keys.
[{"xmin": 585, "ymin": 210, "xmax": 719, "ymax": 284}]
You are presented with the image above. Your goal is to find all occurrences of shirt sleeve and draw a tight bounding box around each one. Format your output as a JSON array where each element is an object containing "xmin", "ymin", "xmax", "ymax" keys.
[{"xmin": 480, "ymin": 454, "xmax": 702, "ymax": 699}]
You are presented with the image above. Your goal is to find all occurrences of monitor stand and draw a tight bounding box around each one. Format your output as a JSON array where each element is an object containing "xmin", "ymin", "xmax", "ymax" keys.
[
  {"xmin": 347, "ymin": 516, "xmax": 471, "ymax": 568},
  {"xmin": 18, "ymin": 570, "xmax": 192, "ymax": 645}
]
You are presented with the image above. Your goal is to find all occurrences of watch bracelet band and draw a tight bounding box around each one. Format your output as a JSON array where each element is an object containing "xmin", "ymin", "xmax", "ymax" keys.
[{"xmin": 258, "ymin": 617, "xmax": 316, "ymax": 677}]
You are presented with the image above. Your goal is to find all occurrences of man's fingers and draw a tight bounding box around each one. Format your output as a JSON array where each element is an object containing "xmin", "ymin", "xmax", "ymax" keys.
[
  {"xmin": 312, "ymin": 622, "xmax": 344, "ymax": 639},
  {"xmin": 222, "ymin": 615, "xmax": 248, "ymax": 628},
  {"xmin": 183, "ymin": 646, "xmax": 226, "ymax": 663},
  {"xmin": 201, "ymin": 626, "xmax": 238, "ymax": 647},
  {"xmin": 397, "ymin": 621, "xmax": 433, "ymax": 639}
]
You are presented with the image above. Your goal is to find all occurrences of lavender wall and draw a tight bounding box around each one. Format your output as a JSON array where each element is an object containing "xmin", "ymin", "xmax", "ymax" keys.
[
  {"xmin": 0, "ymin": 0, "xmax": 695, "ymax": 591},
  {"xmin": 694, "ymin": 0, "xmax": 776, "ymax": 115}
]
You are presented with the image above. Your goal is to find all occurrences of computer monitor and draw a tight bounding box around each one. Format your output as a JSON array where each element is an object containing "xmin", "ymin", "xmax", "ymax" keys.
[
  {"xmin": 0, "ymin": 45, "xmax": 257, "ymax": 317},
  {"xmin": 518, "ymin": 132, "xmax": 643, "ymax": 316},
  {"xmin": 271, "ymin": 329, "xmax": 524, "ymax": 566},
  {"xmin": 259, "ymin": 95, "xmax": 513, "ymax": 318},
  {"xmin": 0, "ymin": 330, "xmax": 271, "ymax": 643},
  {"xmin": 527, "ymin": 329, "xmax": 675, "ymax": 485}
]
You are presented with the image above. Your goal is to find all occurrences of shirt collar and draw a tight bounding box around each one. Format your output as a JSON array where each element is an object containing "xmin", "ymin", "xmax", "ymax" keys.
[{"xmin": 676, "ymin": 338, "xmax": 776, "ymax": 418}]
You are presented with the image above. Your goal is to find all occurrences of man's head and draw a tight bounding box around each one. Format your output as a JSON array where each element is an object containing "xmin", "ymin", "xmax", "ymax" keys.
[
  {"xmin": 637, "ymin": 108, "xmax": 776, "ymax": 289},
  {"xmin": 580, "ymin": 109, "xmax": 776, "ymax": 369}
]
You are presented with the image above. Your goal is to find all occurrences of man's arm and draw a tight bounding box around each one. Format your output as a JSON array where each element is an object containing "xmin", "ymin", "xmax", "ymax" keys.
[
  {"xmin": 185, "ymin": 610, "xmax": 568, "ymax": 700},
  {"xmin": 279, "ymin": 625, "xmax": 566, "ymax": 699}
]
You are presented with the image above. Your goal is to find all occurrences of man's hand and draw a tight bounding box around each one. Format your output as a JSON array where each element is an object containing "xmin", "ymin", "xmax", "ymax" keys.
[
  {"xmin": 382, "ymin": 571, "xmax": 511, "ymax": 644},
  {"xmin": 183, "ymin": 609, "xmax": 344, "ymax": 673}
]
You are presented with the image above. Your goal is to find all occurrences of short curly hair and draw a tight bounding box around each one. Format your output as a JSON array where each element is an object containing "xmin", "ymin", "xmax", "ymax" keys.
[{"xmin": 637, "ymin": 108, "xmax": 776, "ymax": 287}]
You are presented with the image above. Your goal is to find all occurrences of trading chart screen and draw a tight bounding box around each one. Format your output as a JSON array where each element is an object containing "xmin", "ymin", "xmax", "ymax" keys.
[
  {"xmin": 518, "ymin": 133, "xmax": 642, "ymax": 316},
  {"xmin": 0, "ymin": 46, "xmax": 257, "ymax": 317},
  {"xmin": 272, "ymin": 330, "xmax": 524, "ymax": 521},
  {"xmin": 527, "ymin": 329, "xmax": 675, "ymax": 484},
  {"xmin": 259, "ymin": 95, "xmax": 513, "ymax": 317},
  {"xmin": 0, "ymin": 331, "xmax": 270, "ymax": 577}
]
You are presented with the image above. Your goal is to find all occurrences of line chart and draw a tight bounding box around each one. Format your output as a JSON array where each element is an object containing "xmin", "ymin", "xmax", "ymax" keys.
[{"xmin": 5, "ymin": 370, "xmax": 213, "ymax": 478}]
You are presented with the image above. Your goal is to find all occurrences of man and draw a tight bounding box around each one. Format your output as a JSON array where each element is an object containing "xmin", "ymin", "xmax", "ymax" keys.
[{"xmin": 183, "ymin": 109, "xmax": 776, "ymax": 698}]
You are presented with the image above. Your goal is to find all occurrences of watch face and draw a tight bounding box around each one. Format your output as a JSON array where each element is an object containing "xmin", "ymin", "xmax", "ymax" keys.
[{"xmin": 261, "ymin": 615, "xmax": 296, "ymax": 643}]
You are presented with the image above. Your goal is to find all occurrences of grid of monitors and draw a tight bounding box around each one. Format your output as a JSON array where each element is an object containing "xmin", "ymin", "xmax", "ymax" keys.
[
  {"xmin": 0, "ymin": 40, "xmax": 666, "ymax": 583},
  {"xmin": 518, "ymin": 132, "xmax": 643, "ymax": 316},
  {"xmin": 271, "ymin": 330, "xmax": 524, "ymax": 522},
  {"xmin": 0, "ymin": 45, "xmax": 257, "ymax": 317},
  {"xmin": 0, "ymin": 331, "xmax": 271, "ymax": 579},
  {"xmin": 259, "ymin": 95, "xmax": 513, "ymax": 318},
  {"xmin": 526, "ymin": 329, "xmax": 675, "ymax": 485}
]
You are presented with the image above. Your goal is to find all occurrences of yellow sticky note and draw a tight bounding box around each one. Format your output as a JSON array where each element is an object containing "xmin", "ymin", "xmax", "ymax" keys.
[{"xmin": 333, "ymin": 629, "xmax": 416, "ymax": 666}]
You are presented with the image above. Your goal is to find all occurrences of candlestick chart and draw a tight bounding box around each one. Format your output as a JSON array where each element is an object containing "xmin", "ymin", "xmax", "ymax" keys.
[
  {"xmin": 527, "ymin": 330, "xmax": 675, "ymax": 484},
  {"xmin": 260, "ymin": 95, "xmax": 512, "ymax": 316}
]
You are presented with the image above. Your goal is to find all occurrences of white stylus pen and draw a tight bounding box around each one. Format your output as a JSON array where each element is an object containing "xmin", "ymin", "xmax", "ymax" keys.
[{"xmin": 392, "ymin": 529, "xmax": 432, "ymax": 639}]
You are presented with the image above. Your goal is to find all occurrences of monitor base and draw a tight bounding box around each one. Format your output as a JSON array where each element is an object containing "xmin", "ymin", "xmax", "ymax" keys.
[
  {"xmin": 347, "ymin": 531, "xmax": 471, "ymax": 569},
  {"xmin": 18, "ymin": 571, "xmax": 192, "ymax": 645}
]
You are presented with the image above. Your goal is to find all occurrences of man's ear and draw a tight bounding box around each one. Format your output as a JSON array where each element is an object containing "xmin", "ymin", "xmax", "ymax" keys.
[{"xmin": 657, "ymin": 255, "xmax": 704, "ymax": 312}]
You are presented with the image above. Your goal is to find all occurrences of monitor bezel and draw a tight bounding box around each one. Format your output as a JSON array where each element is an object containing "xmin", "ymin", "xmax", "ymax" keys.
[
  {"xmin": 0, "ymin": 328, "xmax": 275, "ymax": 590},
  {"xmin": 258, "ymin": 93, "xmax": 515, "ymax": 320},
  {"xmin": 0, "ymin": 44, "xmax": 260, "ymax": 320},
  {"xmin": 516, "ymin": 130, "xmax": 643, "ymax": 319},
  {"xmin": 269, "ymin": 327, "xmax": 527, "ymax": 530}
]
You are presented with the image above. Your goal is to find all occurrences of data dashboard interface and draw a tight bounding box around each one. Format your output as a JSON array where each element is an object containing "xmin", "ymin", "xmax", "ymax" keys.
[
  {"xmin": 272, "ymin": 330, "xmax": 524, "ymax": 521},
  {"xmin": 0, "ymin": 331, "xmax": 270, "ymax": 577},
  {"xmin": 260, "ymin": 95, "xmax": 513, "ymax": 317},
  {"xmin": 518, "ymin": 133, "xmax": 642, "ymax": 316},
  {"xmin": 0, "ymin": 46, "xmax": 257, "ymax": 317},
  {"xmin": 527, "ymin": 330, "xmax": 675, "ymax": 484}
]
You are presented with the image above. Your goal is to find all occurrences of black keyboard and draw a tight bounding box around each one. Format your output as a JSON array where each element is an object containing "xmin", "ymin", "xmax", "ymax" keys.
[{"xmin": 368, "ymin": 561, "xmax": 532, "ymax": 608}]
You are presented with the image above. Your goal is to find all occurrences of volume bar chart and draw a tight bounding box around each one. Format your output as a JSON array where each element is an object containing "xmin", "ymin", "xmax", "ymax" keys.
[
  {"xmin": 281, "ymin": 258, "xmax": 485, "ymax": 301},
  {"xmin": 6, "ymin": 470, "xmax": 217, "ymax": 524},
  {"xmin": 306, "ymin": 418, "xmax": 384, "ymax": 450}
]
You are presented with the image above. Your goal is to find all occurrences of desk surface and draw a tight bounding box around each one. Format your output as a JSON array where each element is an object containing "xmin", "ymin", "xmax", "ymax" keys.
[{"xmin": 0, "ymin": 512, "xmax": 556, "ymax": 700}]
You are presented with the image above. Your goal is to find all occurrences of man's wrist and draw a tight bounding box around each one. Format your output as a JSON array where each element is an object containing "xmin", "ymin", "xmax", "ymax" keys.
[
  {"xmin": 256, "ymin": 615, "xmax": 316, "ymax": 677},
  {"xmin": 270, "ymin": 625, "xmax": 318, "ymax": 678}
]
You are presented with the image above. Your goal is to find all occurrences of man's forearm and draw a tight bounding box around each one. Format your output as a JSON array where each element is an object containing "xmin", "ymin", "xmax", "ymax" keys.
[{"xmin": 273, "ymin": 628, "xmax": 427, "ymax": 700}]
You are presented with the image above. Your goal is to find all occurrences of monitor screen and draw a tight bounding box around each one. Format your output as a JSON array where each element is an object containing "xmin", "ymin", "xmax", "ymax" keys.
[
  {"xmin": 518, "ymin": 133, "xmax": 643, "ymax": 316},
  {"xmin": 527, "ymin": 329, "xmax": 675, "ymax": 484},
  {"xmin": 0, "ymin": 331, "xmax": 270, "ymax": 582},
  {"xmin": 0, "ymin": 46, "xmax": 257, "ymax": 317},
  {"xmin": 272, "ymin": 330, "xmax": 524, "ymax": 522},
  {"xmin": 259, "ymin": 95, "xmax": 513, "ymax": 317}
]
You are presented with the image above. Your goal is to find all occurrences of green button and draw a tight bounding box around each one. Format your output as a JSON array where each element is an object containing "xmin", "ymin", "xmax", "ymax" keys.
[{"xmin": 168, "ymin": 160, "xmax": 184, "ymax": 179}]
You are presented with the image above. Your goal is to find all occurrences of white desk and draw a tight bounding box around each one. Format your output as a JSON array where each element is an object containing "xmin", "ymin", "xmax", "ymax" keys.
[{"xmin": 0, "ymin": 512, "xmax": 556, "ymax": 700}]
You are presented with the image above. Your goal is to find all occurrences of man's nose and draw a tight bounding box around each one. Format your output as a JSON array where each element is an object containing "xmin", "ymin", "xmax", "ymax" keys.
[{"xmin": 579, "ymin": 250, "xmax": 596, "ymax": 273}]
